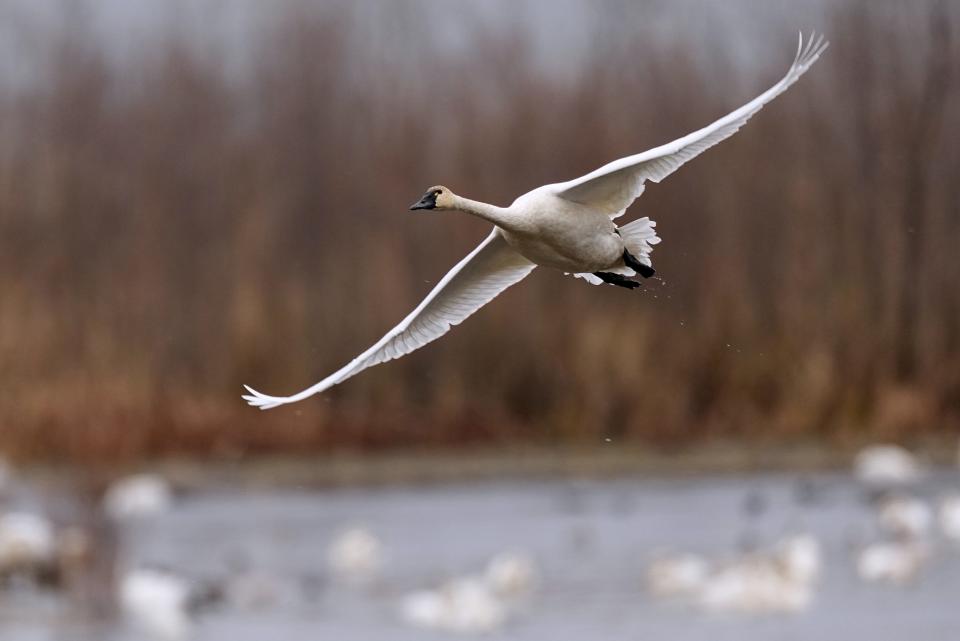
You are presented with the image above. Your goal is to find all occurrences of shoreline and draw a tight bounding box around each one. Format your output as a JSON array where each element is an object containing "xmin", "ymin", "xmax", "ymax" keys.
[{"xmin": 23, "ymin": 438, "xmax": 955, "ymax": 491}]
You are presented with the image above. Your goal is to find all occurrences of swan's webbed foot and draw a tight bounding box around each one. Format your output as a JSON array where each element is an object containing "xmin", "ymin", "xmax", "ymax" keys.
[
  {"xmin": 623, "ymin": 249, "xmax": 655, "ymax": 278},
  {"xmin": 594, "ymin": 272, "xmax": 641, "ymax": 289}
]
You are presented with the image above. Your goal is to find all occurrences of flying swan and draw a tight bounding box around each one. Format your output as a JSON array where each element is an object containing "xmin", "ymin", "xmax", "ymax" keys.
[{"xmin": 244, "ymin": 32, "xmax": 828, "ymax": 410}]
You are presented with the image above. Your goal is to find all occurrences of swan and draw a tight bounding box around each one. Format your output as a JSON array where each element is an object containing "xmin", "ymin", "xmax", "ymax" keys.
[
  {"xmin": 876, "ymin": 494, "xmax": 933, "ymax": 540},
  {"xmin": 853, "ymin": 444, "xmax": 922, "ymax": 486},
  {"xmin": 399, "ymin": 551, "xmax": 534, "ymax": 633},
  {"xmin": 119, "ymin": 567, "xmax": 193, "ymax": 640},
  {"xmin": 856, "ymin": 540, "xmax": 927, "ymax": 584},
  {"xmin": 646, "ymin": 552, "xmax": 711, "ymax": 598},
  {"xmin": 400, "ymin": 576, "xmax": 507, "ymax": 634},
  {"xmin": 325, "ymin": 526, "xmax": 383, "ymax": 583},
  {"xmin": 698, "ymin": 538, "xmax": 821, "ymax": 614},
  {"xmin": 244, "ymin": 33, "xmax": 828, "ymax": 410},
  {"xmin": 939, "ymin": 494, "xmax": 960, "ymax": 541},
  {"xmin": 0, "ymin": 511, "xmax": 55, "ymax": 576},
  {"xmin": 103, "ymin": 473, "xmax": 173, "ymax": 521},
  {"xmin": 646, "ymin": 535, "xmax": 821, "ymax": 614},
  {"xmin": 698, "ymin": 556, "xmax": 815, "ymax": 614},
  {"xmin": 484, "ymin": 551, "xmax": 538, "ymax": 599}
]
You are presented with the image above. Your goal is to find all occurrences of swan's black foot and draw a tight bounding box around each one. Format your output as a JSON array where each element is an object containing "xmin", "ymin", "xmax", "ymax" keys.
[
  {"xmin": 594, "ymin": 272, "xmax": 641, "ymax": 289},
  {"xmin": 623, "ymin": 249, "xmax": 655, "ymax": 278}
]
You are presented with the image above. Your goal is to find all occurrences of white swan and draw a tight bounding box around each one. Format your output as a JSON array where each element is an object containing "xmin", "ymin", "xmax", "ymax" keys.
[
  {"xmin": 0, "ymin": 511, "xmax": 55, "ymax": 575},
  {"xmin": 939, "ymin": 494, "xmax": 960, "ymax": 541},
  {"xmin": 853, "ymin": 444, "xmax": 922, "ymax": 486},
  {"xmin": 326, "ymin": 526, "xmax": 384, "ymax": 583},
  {"xmin": 103, "ymin": 473, "xmax": 173, "ymax": 521},
  {"xmin": 646, "ymin": 552, "xmax": 711, "ymax": 598},
  {"xmin": 876, "ymin": 494, "xmax": 933, "ymax": 539},
  {"xmin": 856, "ymin": 540, "xmax": 927, "ymax": 584},
  {"xmin": 119, "ymin": 567, "xmax": 193, "ymax": 640},
  {"xmin": 648, "ymin": 534, "xmax": 822, "ymax": 614},
  {"xmin": 400, "ymin": 576, "xmax": 507, "ymax": 634},
  {"xmin": 484, "ymin": 551, "xmax": 538, "ymax": 599},
  {"xmin": 244, "ymin": 33, "xmax": 828, "ymax": 410}
]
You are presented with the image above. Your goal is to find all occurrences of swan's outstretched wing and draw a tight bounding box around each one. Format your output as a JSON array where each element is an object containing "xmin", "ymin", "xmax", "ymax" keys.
[
  {"xmin": 243, "ymin": 229, "xmax": 535, "ymax": 409},
  {"xmin": 554, "ymin": 32, "xmax": 828, "ymax": 217}
]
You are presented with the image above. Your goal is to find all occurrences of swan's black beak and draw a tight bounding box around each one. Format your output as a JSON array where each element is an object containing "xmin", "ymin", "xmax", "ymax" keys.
[{"xmin": 409, "ymin": 191, "xmax": 437, "ymax": 211}]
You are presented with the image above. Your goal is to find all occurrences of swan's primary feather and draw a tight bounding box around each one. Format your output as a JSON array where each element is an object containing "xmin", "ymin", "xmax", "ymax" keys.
[
  {"xmin": 243, "ymin": 230, "xmax": 535, "ymax": 409},
  {"xmin": 554, "ymin": 32, "xmax": 829, "ymax": 217}
]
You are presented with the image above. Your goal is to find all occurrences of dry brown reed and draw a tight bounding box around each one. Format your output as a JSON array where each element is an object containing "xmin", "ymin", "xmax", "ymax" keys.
[{"xmin": 0, "ymin": 1, "xmax": 958, "ymax": 464}]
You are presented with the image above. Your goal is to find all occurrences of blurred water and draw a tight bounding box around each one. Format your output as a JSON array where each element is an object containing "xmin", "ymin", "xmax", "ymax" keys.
[{"xmin": 6, "ymin": 471, "xmax": 960, "ymax": 641}]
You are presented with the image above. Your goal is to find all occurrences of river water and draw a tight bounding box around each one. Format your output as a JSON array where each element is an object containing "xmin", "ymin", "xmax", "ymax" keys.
[{"xmin": 4, "ymin": 470, "xmax": 960, "ymax": 640}]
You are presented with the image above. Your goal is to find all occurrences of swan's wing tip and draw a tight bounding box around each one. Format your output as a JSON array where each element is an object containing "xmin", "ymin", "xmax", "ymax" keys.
[
  {"xmin": 242, "ymin": 385, "xmax": 289, "ymax": 410},
  {"xmin": 797, "ymin": 31, "xmax": 829, "ymax": 66}
]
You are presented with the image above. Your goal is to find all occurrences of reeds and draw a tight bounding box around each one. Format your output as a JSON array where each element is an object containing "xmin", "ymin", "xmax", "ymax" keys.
[{"xmin": 0, "ymin": 1, "xmax": 957, "ymax": 463}]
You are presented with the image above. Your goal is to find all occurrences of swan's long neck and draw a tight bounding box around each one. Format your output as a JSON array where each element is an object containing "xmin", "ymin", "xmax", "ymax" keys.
[{"xmin": 452, "ymin": 195, "xmax": 516, "ymax": 229}]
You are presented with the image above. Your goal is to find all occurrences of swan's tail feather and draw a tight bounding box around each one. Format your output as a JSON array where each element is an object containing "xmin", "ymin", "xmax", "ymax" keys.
[
  {"xmin": 570, "ymin": 218, "xmax": 660, "ymax": 286},
  {"xmin": 618, "ymin": 217, "xmax": 661, "ymax": 268}
]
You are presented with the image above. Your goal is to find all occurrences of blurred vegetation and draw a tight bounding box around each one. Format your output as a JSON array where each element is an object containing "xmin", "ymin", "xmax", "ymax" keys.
[{"xmin": 0, "ymin": 1, "xmax": 958, "ymax": 464}]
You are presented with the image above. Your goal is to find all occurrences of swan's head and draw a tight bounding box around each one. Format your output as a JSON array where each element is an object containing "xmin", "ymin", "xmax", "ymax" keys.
[{"xmin": 409, "ymin": 186, "xmax": 455, "ymax": 211}]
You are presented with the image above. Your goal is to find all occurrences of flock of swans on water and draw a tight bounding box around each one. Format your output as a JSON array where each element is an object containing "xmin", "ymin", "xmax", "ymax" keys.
[
  {"xmin": 1, "ymin": 443, "xmax": 960, "ymax": 638},
  {"xmin": 647, "ymin": 444, "xmax": 960, "ymax": 615}
]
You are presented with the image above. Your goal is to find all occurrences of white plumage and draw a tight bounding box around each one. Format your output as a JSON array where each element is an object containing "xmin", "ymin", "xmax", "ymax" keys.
[
  {"xmin": 646, "ymin": 553, "xmax": 711, "ymax": 598},
  {"xmin": 699, "ymin": 535, "xmax": 822, "ymax": 614},
  {"xmin": 119, "ymin": 568, "xmax": 193, "ymax": 640},
  {"xmin": 103, "ymin": 474, "xmax": 173, "ymax": 521},
  {"xmin": 399, "ymin": 551, "xmax": 538, "ymax": 633},
  {"xmin": 646, "ymin": 535, "xmax": 822, "ymax": 615},
  {"xmin": 0, "ymin": 511, "xmax": 55, "ymax": 574},
  {"xmin": 326, "ymin": 526, "xmax": 383, "ymax": 583},
  {"xmin": 245, "ymin": 33, "xmax": 828, "ymax": 410},
  {"xmin": 698, "ymin": 557, "xmax": 814, "ymax": 614},
  {"xmin": 877, "ymin": 494, "xmax": 933, "ymax": 539},
  {"xmin": 940, "ymin": 494, "xmax": 960, "ymax": 541},
  {"xmin": 400, "ymin": 576, "xmax": 507, "ymax": 634},
  {"xmin": 853, "ymin": 445, "xmax": 921, "ymax": 486},
  {"xmin": 856, "ymin": 541, "xmax": 927, "ymax": 584},
  {"xmin": 484, "ymin": 551, "xmax": 538, "ymax": 599}
]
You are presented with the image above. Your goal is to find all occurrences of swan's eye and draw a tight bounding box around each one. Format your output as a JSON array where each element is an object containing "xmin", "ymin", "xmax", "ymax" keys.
[{"xmin": 434, "ymin": 190, "xmax": 442, "ymax": 197}]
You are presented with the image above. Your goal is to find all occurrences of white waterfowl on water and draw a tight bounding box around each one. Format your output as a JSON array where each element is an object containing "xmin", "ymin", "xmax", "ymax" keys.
[
  {"xmin": 484, "ymin": 551, "xmax": 538, "ymax": 599},
  {"xmin": 856, "ymin": 540, "xmax": 927, "ymax": 584},
  {"xmin": 646, "ymin": 552, "xmax": 711, "ymax": 598},
  {"xmin": 0, "ymin": 511, "xmax": 55, "ymax": 575},
  {"xmin": 103, "ymin": 474, "xmax": 173, "ymax": 521},
  {"xmin": 853, "ymin": 444, "xmax": 922, "ymax": 486},
  {"xmin": 244, "ymin": 33, "xmax": 828, "ymax": 409},
  {"xmin": 400, "ymin": 576, "xmax": 507, "ymax": 634},
  {"xmin": 646, "ymin": 535, "xmax": 821, "ymax": 614},
  {"xmin": 940, "ymin": 494, "xmax": 960, "ymax": 541},
  {"xmin": 876, "ymin": 494, "xmax": 933, "ymax": 540},
  {"xmin": 119, "ymin": 567, "xmax": 193, "ymax": 640},
  {"xmin": 326, "ymin": 526, "xmax": 383, "ymax": 583}
]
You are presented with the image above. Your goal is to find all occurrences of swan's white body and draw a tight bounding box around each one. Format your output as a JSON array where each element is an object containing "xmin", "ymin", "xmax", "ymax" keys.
[
  {"xmin": 244, "ymin": 33, "xmax": 828, "ymax": 410},
  {"xmin": 119, "ymin": 568, "xmax": 192, "ymax": 640},
  {"xmin": 103, "ymin": 474, "xmax": 173, "ymax": 521}
]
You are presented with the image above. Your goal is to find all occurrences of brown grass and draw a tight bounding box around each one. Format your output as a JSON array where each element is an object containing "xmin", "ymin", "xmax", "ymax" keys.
[{"xmin": 0, "ymin": 1, "xmax": 958, "ymax": 464}]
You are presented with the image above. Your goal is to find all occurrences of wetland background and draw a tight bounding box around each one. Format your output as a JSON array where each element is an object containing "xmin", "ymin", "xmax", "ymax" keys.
[{"xmin": 0, "ymin": 0, "xmax": 958, "ymax": 465}]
